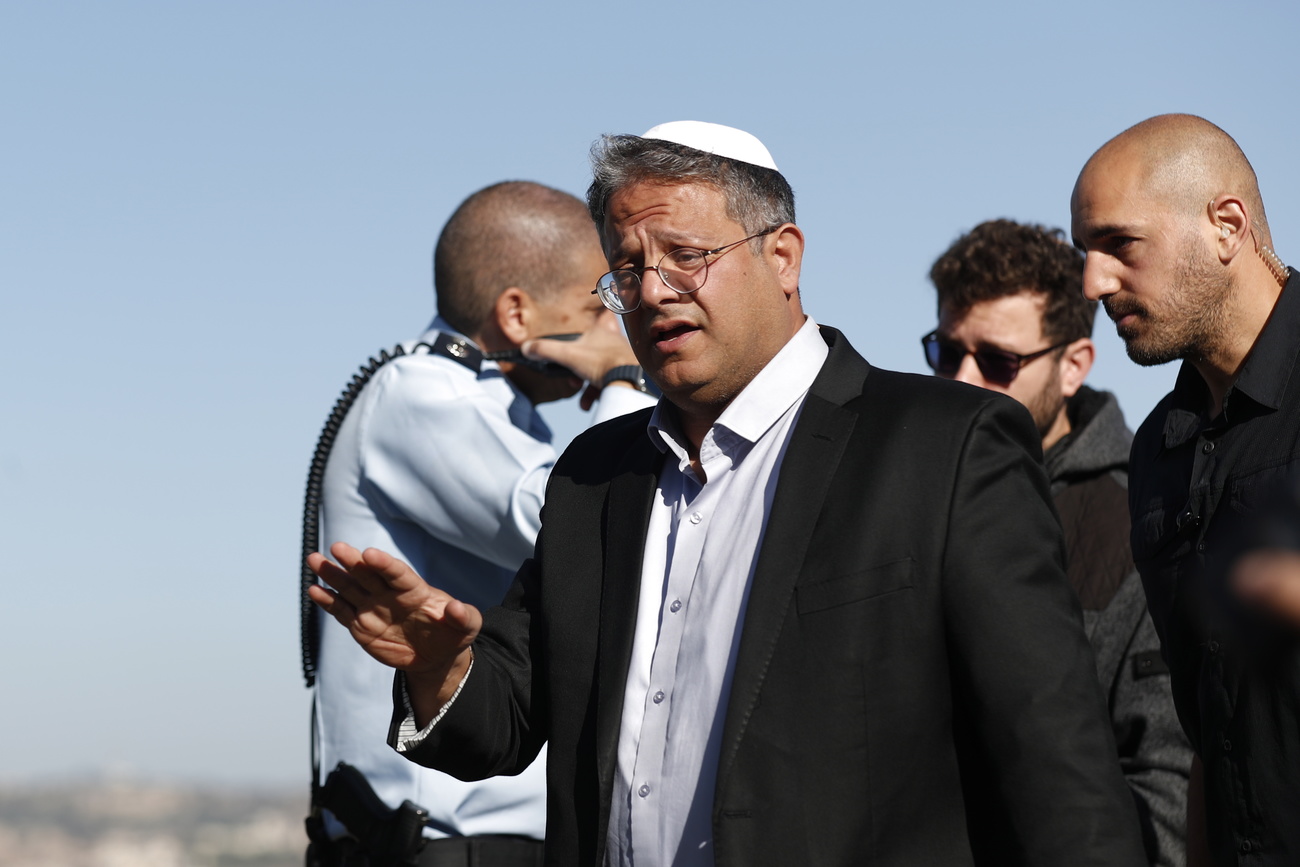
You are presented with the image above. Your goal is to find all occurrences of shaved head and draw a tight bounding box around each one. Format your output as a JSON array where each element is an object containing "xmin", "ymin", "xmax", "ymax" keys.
[
  {"xmin": 1072, "ymin": 115, "xmax": 1287, "ymax": 395},
  {"xmin": 434, "ymin": 181, "xmax": 601, "ymax": 337},
  {"xmin": 1079, "ymin": 114, "xmax": 1270, "ymax": 243}
]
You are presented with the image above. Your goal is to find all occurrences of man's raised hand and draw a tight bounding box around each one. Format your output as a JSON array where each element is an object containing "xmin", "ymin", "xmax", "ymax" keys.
[
  {"xmin": 522, "ymin": 311, "xmax": 640, "ymax": 410},
  {"xmin": 307, "ymin": 542, "xmax": 480, "ymax": 712}
]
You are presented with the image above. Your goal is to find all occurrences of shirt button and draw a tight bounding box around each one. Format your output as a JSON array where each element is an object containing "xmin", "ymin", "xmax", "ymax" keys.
[
  {"xmin": 1202, "ymin": 441, "xmax": 1216, "ymax": 454},
  {"xmin": 1208, "ymin": 640, "xmax": 1220, "ymax": 655},
  {"xmin": 653, "ymin": 690, "xmax": 665, "ymax": 704},
  {"xmin": 1240, "ymin": 840, "xmax": 1253, "ymax": 853},
  {"xmin": 670, "ymin": 599, "xmax": 682, "ymax": 613},
  {"xmin": 690, "ymin": 511, "xmax": 703, "ymax": 524},
  {"xmin": 638, "ymin": 784, "xmax": 651, "ymax": 798},
  {"xmin": 1223, "ymin": 738, "xmax": 1232, "ymax": 753}
]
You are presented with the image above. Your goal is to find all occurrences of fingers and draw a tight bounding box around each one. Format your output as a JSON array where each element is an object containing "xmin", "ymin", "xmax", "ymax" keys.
[
  {"xmin": 1233, "ymin": 550, "xmax": 1300, "ymax": 627},
  {"xmin": 307, "ymin": 581, "xmax": 355, "ymax": 623},
  {"xmin": 307, "ymin": 581, "xmax": 369, "ymax": 644},
  {"xmin": 579, "ymin": 383, "xmax": 600, "ymax": 411},
  {"xmin": 309, "ymin": 550, "xmax": 369, "ymax": 600},
  {"xmin": 521, "ymin": 337, "xmax": 580, "ymax": 374},
  {"xmin": 307, "ymin": 542, "xmax": 481, "ymax": 676},
  {"xmin": 306, "ymin": 581, "xmax": 336, "ymax": 607},
  {"xmin": 523, "ymin": 326, "xmax": 637, "ymax": 384},
  {"xmin": 307, "ymin": 550, "xmax": 367, "ymax": 632},
  {"xmin": 441, "ymin": 596, "xmax": 484, "ymax": 637},
  {"xmin": 312, "ymin": 542, "xmax": 461, "ymax": 629},
  {"xmin": 315, "ymin": 542, "xmax": 424, "ymax": 596},
  {"xmin": 358, "ymin": 545, "xmax": 438, "ymax": 595},
  {"xmin": 331, "ymin": 541, "xmax": 368, "ymax": 571}
]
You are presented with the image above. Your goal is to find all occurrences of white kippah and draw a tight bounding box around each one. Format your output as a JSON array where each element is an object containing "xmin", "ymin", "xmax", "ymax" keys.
[{"xmin": 639, "ymin": 121, "xmax": 779, "ymax": 172}]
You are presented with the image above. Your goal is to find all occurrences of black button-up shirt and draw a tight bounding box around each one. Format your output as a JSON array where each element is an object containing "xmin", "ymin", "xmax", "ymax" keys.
[{"xmin": 1130, "ymin": 269, "xmax": 1300, "ymax": 866}]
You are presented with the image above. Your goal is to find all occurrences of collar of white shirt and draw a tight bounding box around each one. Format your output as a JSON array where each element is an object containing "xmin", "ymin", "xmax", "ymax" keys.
[{"xmin": 646, "ymin": 316, "xmax": 828, "ymax": 466}]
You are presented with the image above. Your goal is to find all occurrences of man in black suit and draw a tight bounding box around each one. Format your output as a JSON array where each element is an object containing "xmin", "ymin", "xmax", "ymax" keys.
[{"xmin": 310, "ymin": 121, "xmax": 1146, "ymax": 866}]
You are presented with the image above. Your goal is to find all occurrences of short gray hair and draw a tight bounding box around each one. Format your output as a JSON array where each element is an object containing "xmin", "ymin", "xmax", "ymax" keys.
[{"xmin": 586, "ymin": 135, "xmax": 796, "ymax": 248}]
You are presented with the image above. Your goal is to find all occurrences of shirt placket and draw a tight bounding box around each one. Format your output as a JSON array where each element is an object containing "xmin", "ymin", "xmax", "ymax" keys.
[
  {"xmin": 628, "ymin": 446, "xmax": 721, "ymax": 860},
  {"xmin": 1197, "ymin": 418, "xmax": 1268, "ymax": 857}
]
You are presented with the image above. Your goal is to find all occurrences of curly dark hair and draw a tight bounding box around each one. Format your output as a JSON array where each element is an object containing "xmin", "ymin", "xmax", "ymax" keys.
[{"xmin": 929, "ymin": 219, "xmax": 1094, "ymax": 344}]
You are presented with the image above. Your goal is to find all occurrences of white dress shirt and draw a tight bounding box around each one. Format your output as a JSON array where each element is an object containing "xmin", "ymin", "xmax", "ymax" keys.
[{"xmin": 605, "ymin": 316, "xmax": 828, "ymax": 867}]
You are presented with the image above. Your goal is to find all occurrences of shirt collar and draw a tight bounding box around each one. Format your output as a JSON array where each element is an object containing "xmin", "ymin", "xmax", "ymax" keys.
[
  {"xmin": 421, "ymin": 317, "xmax": 551, "ymax": 441},
  {"xmin": 1225, "ymin": 268, "xmax": 1300, "ymax": 412},
  {"xmin": 1161, "ymin": 364, "xmax": 1208, "ymax": 448},
  {"xmin": 1163, "ymin": 268, "xmax": 1299, "ymax": 446},
  {"xmin": 423, "ymin": 315, "xmax": 460, "ymax": 341},
  {"xmin": 648, "ymin": 316, "xmax": 828, "ymax": 456},
  {"xmin": 421, "ymin": 316, "xmax": 481, "ymax": 361}
]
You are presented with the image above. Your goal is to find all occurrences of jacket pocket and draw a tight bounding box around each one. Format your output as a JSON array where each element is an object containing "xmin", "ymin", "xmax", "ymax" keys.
[{"xmin": 796, "ymin": 558, "xmax": 915, "ymax": 614}]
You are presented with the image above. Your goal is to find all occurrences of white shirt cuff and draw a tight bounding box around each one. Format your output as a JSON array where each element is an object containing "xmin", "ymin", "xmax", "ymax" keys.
[
  {"xmin": 392, "ymin": 652, "xmax": 474, "ymax": 753},
  {"xmin": 591, "ymin": 383, "xmax": 657, "ymax": 426}
]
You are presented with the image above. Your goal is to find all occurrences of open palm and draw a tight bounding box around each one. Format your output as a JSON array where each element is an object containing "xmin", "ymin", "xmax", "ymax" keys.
[{"xmin": 307, "ymin": 542, "xmax": 482, "ymax": 677}]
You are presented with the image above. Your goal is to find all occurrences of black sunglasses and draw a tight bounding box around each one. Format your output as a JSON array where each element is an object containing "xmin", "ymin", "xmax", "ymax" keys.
[{"xmin": 921, "ymin": 330, "xmax": 1070, "ymax": 386}]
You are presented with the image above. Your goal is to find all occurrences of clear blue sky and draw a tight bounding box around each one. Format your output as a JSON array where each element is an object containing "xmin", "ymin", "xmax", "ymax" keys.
[{"xmin": 3, "ymin": 1, "xmax": 1297, "ymax": 786}]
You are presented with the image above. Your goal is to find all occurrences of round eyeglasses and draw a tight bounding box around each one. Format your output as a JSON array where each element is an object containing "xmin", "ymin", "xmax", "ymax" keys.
[
  {"xmin": 592, "ymin": 227, "xmax": 779, "ymax": 314},
  {"xmin": 921, "ymin": 330, "xmax": 1070, "ymax": 386}
]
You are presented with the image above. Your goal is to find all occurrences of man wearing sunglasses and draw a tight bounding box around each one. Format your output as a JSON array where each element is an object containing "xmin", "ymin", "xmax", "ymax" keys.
[
  {"xmin": 310, "ymin": 124, "xmax": 1146, "ymax": 866},
  {"xmin": 926, "ymin": 219, "xmax": 1189, "ymax": 867}
]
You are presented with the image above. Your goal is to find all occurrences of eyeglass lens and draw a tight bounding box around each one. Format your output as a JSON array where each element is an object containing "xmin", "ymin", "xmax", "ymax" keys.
[
  {"xmin": 923, "ymin": 336, "xmax": 1022, "ymax": 385},
  {"xmin": 596, "ymin": 229, "xmax": 777, "ymax": 315},
  {"xmin": 600, "ymin": 248, "xmax": 710, "ymax": 313}
]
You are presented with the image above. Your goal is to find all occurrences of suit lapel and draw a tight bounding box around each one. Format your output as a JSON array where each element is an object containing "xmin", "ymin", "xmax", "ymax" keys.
[
  {"xmin": 594, "ymin": 437, "xmax": 662, "ymax": 828},
  {"xmin": 715, "ymin": 328, "xmax": 867, "ymax": 794}
]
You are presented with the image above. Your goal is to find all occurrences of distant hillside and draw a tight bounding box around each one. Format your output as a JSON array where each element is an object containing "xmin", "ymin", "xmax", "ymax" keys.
[{"xmin": 0, "ymin": 780, "xmax": 306, "ymax": 867}]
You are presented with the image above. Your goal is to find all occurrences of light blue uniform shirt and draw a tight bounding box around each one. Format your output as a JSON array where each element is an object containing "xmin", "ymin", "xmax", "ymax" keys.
[{"xmin": 316, "ymin": 316, "xmax": 653, "ymax": 840}]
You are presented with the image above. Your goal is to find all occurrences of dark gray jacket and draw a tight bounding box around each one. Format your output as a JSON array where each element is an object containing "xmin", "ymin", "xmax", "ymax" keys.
[{"xmin": 1046, "ymin": 386, "xmax": 1191, "ymax": 867}]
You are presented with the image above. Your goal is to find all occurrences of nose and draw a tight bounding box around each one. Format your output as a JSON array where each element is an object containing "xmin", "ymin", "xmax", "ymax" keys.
[
  {"xmin": 637, "ymin": 265, "xmax": 680, "ymax": 310},
  {"xmin": 952, "ymin": 352, "xmax": 987, "ymax": 387},
  {"xmin": 1081, "ymin": 252, "xmax": 1116, "ymax": 302}
]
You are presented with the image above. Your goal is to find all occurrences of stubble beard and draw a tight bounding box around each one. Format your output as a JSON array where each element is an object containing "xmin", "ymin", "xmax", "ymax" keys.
[
  {"xmin": 1107, "ymin": 239, "xmax": 1232, "ymax": 367},
  {"xmin": 1025, "ymin": 365, "xmax": 1067, "ymax": 441}
]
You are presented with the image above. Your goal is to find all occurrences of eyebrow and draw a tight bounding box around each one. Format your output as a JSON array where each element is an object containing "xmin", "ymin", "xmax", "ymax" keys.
[
  {"xmin": 607, "ymin": 232, "xmax": 710, "ymax": 266},
  {"xmin": 1073, "ymin": 223, "xmax": 1134, "ymax": 250}
]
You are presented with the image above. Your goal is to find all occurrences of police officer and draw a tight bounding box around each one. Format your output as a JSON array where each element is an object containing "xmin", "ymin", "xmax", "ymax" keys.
[{"xmin": 307, "ymin": 181, "xmax": 656, "ymax": 866}]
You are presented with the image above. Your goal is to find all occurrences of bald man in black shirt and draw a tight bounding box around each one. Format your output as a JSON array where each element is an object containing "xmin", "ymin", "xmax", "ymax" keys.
[{"xmin": 1073, "ymin": 113, "xmax": 1299, "ymax": 866}]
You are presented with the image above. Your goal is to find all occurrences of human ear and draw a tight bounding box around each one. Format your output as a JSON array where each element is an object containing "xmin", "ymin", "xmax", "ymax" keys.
[
  {"xmin": 1058, "ymin": 338, "xmax": 1095, "ymax": 399},
  {"xmin": 768, "ymin": 223, "xmax": 805, "ymax": 298},
  {"xmin": 492, "ymin": 287, "xmax": 533, "ymax": 346},
  {"xmin": 1208, "ymin": 196, "xmax": 1250, "ymax": 264}
]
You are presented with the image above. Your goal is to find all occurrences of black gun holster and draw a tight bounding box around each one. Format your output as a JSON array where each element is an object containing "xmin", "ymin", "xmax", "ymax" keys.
[{"xmin": 305, "ymin": 762, "xmax": 429, "ymax": 867}]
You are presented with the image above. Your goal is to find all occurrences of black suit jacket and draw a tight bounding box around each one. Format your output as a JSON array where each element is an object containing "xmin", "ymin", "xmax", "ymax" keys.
[{"xmin": 399, "ymin": 327, "xmax": 1146, "ymax": 866}]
